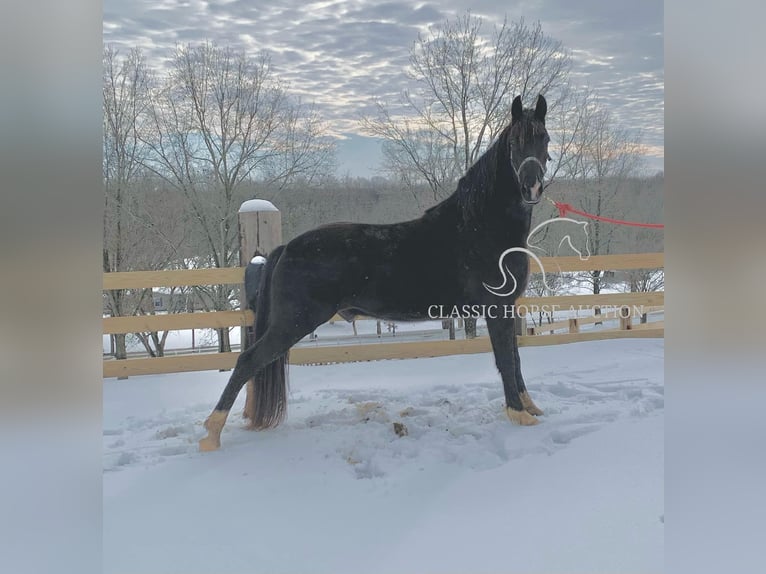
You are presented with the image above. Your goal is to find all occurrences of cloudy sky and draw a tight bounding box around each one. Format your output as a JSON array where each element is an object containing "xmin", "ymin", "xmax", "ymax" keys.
[{"xmin": 103, "ymin": 0, "xmax": 664, "ymax": 177}]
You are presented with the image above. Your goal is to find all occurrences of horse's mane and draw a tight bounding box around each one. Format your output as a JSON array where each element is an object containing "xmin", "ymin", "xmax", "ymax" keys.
[
  {"xmin": 424, "ymin": 108, "xmax": 544, "ymax": 229},
  {"xmin": 453, "ymin": 124, "xmax": 515, "ymax": 228}
]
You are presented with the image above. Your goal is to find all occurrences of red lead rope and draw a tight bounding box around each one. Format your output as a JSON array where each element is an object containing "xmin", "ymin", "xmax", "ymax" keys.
[{"xmin": 551, "ymin": 200, "xmax": 665, "ymax": 229}]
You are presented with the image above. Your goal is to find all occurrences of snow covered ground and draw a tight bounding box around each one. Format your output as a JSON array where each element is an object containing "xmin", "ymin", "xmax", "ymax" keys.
[{"xmin": 103, "ymin": 338, "xmax": 664, "ymax": 574}]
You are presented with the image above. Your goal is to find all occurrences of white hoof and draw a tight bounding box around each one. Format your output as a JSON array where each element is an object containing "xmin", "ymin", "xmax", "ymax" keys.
[{"xmin": 506, "ymin": 407, "xmax": 540, "ymax": 426}]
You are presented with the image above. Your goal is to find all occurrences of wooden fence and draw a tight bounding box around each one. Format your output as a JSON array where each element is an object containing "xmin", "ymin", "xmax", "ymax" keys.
[{"xmin": 103, "ymin": 252, "xmax": 664, "ymax": 378}]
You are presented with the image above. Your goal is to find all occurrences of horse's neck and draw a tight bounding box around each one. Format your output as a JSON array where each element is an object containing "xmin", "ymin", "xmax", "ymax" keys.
[
  {"xmin": 465, "ymin": 199, "xmax": 532, "ymax": 252},
  {"xmin": 445, "ymin": 158, "xmax": 532, "ymax": 248},
  {"xmin": 496, "ymin": 197, "xmax": 533, "ymax": 242},
  {"xmin": 496, "ymin": 163, "xmax": 533, "ymax": 240}
]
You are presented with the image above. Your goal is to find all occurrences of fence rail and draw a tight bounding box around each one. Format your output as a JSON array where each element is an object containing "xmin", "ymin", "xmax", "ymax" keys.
[
  {"xmin": 103, "ymin": 267, "xmax": 245, "ymax": 290},
  {"xmin": 103, "ymin": 310, "xmax": 250, "ymax": 335},
  {"xmin": 103, "ymin": 252, "xmax": 664, "ymax": 377},
  {"xmin": 102, "ymin": 328, "xmax": 664, "ymax": 378},
  {"xmin": 528, "ymin": 305, "xmax": 664, "ymax": 335},
  {"xmin": 103, "ymin": 253, "xmax": 663, "ymax": 291}
]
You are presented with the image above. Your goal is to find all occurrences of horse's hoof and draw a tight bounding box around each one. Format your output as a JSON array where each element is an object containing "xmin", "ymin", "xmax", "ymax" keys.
[
  {"xmin": 199, "ymin": 410, "xmax": 228, "ymax": 451},
  {"xmin": 199, "ymin": 436, "xmax": 220, "ymax": 452},
  {"xmin": 520, "ymin": 392, "xmax": 544, "ymax": 416},
  {"xmin": 506, "ymin": 407, "xmax": 540, "ymax": 426}
]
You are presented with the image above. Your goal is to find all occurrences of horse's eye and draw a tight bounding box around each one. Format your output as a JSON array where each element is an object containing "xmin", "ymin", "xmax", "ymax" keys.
[{"xmin": 546, "ymin": 153, "xmax": 552, "ymax": 161}]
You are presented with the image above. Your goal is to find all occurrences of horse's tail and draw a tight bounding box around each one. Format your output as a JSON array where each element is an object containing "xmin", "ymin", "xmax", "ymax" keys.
[{"xmin": 246, "ymin": 244, "xmax": 289, "ymax": 430}]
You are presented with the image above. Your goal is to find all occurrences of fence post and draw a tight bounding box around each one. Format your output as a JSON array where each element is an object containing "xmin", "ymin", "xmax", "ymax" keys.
[
  {"xmin": 238, "ymin": 199, "xmax": 283, "ymax": 266},
  {"xmin": 238, "ymin": 199, "xmax": 282, "ymax": 420},
  {"xmin": 568, "ymin": 318, "xmax": 580, "ymax": 334},
  {"xmin": 515, "ymin": 315, "xmax": 527, "ymax": 337},
  {"xmin": 619, "ymin": 306, "xmax": 632, "ymax": 330}
]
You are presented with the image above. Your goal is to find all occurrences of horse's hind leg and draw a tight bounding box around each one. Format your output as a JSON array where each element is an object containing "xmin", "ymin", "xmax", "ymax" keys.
[
  {"xmin": 486, "ymin": 317, "xmax": 539, "ymax": 425},
  {"xmin": 199, "ymin": 297, "xmax": 337, "ymax": 451},
  {"xmin": 513, "ymin": 330, "xmax": 543, "ymax": 416},
  {"xmin": 198, "ymin": 329, "xmax": 291, "ymax": 451}
]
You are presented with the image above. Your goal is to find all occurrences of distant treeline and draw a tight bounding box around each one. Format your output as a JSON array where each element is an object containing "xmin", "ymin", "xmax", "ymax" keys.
[{"xmin": 258, "ymin": 173, "xmax": 664, "ymax": 254}]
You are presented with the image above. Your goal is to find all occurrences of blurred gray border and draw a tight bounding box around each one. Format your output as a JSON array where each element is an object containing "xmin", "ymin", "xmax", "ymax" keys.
[
  {"xmin": 0, "ymin": 2, "xmax": 103, "ymax": 573},
  {"xmin": 2, "ymin": 1, "xmax": 766, "ymax": 573},
  {"xmin": 667, "ymin": 1, "xmax": 766, "ymax": 573}
]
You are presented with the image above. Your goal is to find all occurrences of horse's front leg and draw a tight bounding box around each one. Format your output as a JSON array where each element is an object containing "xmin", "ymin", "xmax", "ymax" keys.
[{"xmin": 486, "ymin": 316, "xmax": 539, "ymax": 425}]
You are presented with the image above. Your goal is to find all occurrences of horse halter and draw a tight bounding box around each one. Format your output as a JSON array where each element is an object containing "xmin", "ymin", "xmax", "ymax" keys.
[
  {"xmin": 515, "ymin": 155, "xmax": 547, "ymax": 205},
  {"xmin": 517, "ymin": 155, "xmax": 546, "ymax": 175}
]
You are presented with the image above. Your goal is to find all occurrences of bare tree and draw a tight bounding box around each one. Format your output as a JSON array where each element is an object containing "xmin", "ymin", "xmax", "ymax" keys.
[
  {"xmin": 104, "ymin": 46, "xmax": 189, "ymax": 359},
  {"xmin": 104, "ymin": 46, "xmax": 197, "ymax": 363},
  {"xmin": 622, "ymin": 224, "xmax": 664, "ymax": 323},
  {"xmin": 544, "ymin": 85, "xmax": 599, "ymax": 185},
  {"xmin": 363, "ymin": 14, "xmax": 571, "ymax": 202},
  {"xmin": 544, "ymin": 93, "xmax": 646, "ymax": 328},
  {"xmin": 141, "ymin": 42, "xmax": 336, "ymax": 352},
  {"xmin": 368, "ymin": 110, "xmax": 463, "ymax": 203},
  {"xmin": 526, "ymin": 272, "xmax": 565, "ymax": 328},
  {"xmin": 104, "ymin": 46, "xmax": 149, "ymax": 360},
  {"xmin": 125, "ymin": 180, "xmax": 195, "ymax": 357}
]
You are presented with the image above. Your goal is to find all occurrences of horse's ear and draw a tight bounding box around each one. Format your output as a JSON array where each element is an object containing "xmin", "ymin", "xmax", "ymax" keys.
[
  {"xmin": 511, "ymin": 95, "xmax": 523, "ymax": 121},
  {"xmin": 535, "ymin": 95, "xmax": 547, "ymax": 121}
]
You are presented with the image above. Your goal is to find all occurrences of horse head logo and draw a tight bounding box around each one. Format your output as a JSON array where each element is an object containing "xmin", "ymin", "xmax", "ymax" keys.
[
  {"xmin": 528, "ymin": 217, "xmax": 591, "ymax": 261},
  {"xmin": 483, "ymin": 217, "xmax": 591, "ymax": 297}
]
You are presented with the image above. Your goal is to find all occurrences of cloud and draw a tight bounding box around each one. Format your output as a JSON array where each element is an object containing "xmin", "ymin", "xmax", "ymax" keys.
[
  {"xmin": 103, "ymin": 0, "xmax": 663, "ymax": 166},
  {"xmin": 344, "ymin": 2, "xmax": 444, "ymax": 25}
]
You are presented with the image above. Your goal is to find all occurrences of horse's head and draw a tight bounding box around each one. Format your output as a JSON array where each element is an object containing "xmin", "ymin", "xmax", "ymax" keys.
[{"xmin": 508, "ymin": 94, "xmax": 550, "ymax": 205}]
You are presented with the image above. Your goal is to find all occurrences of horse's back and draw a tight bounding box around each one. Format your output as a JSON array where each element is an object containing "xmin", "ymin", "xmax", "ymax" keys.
[
  {"xmin": 283, "ymin": 216, "xmax": 452, "ymax": 267},
  {"xmin": 275, "ymin": 215, "xmax": 462, "ymax": 313}
]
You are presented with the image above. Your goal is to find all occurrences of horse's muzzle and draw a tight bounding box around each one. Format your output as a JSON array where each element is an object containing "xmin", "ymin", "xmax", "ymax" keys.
[
  {"xmin": 522, "ymin": 180, "xmax": 543, "ymax": 204},
  {"xmin": 517, "ymin": 157, "xmax": 546, "ymax": 205}
]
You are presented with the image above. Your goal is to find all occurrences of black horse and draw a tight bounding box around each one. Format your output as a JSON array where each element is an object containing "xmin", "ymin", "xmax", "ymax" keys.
[{"xmin": 200, "ymin": 95, "xmax": 551, "ymax": 451}]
